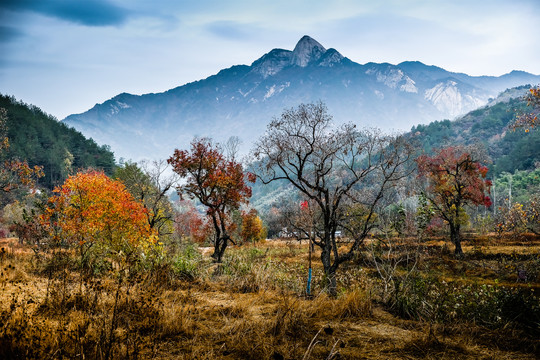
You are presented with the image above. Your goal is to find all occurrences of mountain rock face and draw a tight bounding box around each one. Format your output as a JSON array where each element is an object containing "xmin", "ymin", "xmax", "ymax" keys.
[
  {"xmin": 291, "ymin": 35, "xmax": 326, "ymax": 67},
  {"xmin": 63, "ymin": 36, "xmax": 540, "ymax": 161}
]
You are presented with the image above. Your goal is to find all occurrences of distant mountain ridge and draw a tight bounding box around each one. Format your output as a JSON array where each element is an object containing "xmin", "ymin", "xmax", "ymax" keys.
[{"xmin": 64, "ymin": 35, "xmax": 540, "ymax": 161}]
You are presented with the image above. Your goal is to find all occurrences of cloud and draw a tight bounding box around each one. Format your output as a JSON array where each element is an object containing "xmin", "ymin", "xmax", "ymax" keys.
[
  {"xmin": 2, "ymin": 0, "xmax": 130, "ymax": 27},
  {"xmin": 205, "ymin": 21, "xmax": 260, "ymax": 41}
]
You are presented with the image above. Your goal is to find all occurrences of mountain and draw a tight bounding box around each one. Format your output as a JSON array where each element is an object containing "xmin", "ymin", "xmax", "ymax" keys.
[
  {"xmin": 63, "ymin": 35, "xmax": 540, "ymax": 161},
  {"xmin": 0, "ymin": 94, "xmax": 116, "ymax": 189}
]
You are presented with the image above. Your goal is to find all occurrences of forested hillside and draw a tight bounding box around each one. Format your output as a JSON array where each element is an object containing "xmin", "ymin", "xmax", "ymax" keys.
[
  {"xmin": 0, "ymin": 94, "xmax": 115, "ymax": 189},
  {"xmin": 409, "ymin": 86, "xmax": 538, "ymax": 175}
]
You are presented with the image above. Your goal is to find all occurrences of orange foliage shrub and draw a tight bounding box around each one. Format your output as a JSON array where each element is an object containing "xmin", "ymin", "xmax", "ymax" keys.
[{"xmin": 40, "ymin": 170, "xmax": 157, "ymax": 263}]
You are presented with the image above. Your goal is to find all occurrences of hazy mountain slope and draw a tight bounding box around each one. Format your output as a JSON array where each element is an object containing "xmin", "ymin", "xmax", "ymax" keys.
[
  {"xmin": 250, "ymin": 86, "xmax": 539, "ymax": 213},
  {"xmin": 409, "ymin": 86, "xmax": 539, "ymax": 175},
  {"xmin": 64, "ymin": 36, "xmax": 540, "ymax": 161}
]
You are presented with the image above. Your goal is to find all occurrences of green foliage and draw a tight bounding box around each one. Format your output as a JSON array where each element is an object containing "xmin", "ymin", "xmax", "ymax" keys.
[
  {"xmin": 415, "ymin": 193, "xmax": 434, "ymax": 240},
  {"xmin": 494, "ymin": 167, "xmax": 540, "ymax": 204},
  {"xmin": 114, "ymin": 160, "xmax": 176, "ymax": 239},
  {"xmin": 386, "ymin": 203, "xmax": 406, "ymax": 237},
  {"xmin": 411, "ymin": 119, "xmax": 453, "ymax": 152},
  {"xmin": 172, "ymin": 243, "xmax": 203, "ymax": 280},
  {"xmin": 0, "ymin": 94, "xmax": 115, "ymax": 189},
  {"xmin": 493, "ymin": 129, "xmax": 540, "ymax": 174},
  {"xmin": 409, "ymin": 94, "xmax": 538, "ymax": 177}
]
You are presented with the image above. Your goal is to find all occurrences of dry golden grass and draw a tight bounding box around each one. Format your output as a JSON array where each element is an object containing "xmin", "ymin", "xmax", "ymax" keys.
[{"xmin": 0, "ymin": 235, "xmax": 539, "ymax": 359}]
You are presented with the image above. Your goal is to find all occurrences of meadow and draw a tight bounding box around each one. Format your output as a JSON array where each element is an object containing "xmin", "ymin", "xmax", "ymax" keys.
[{"xmin": 1, "ymin": 232, "xmax": 538, "ymax": 360}]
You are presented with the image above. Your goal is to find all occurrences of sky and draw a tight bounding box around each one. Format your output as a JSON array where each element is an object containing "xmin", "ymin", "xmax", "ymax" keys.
[{"xmin": 1, "ymin": 0, "xmax": 539, "ymax": 120}]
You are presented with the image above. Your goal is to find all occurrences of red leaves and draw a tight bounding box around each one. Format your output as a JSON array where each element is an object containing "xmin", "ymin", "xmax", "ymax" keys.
[
  {"xmin": 417, "ymin": 147, "xmax": 492, "ymax": 209},
  {"xmin": 168, "ymin": 138, "xmax": 253, "ymax": 216},
  {"xmin": 509, "ymin": 86, "xmax": 540, "ymax": 132},
  {"xmin": 247, "ymin": 172, "xmax": 257, "ymax": 184},
  {"xmin": 478, "ymin": 165, "xmax": 489, "ymax": 178}
]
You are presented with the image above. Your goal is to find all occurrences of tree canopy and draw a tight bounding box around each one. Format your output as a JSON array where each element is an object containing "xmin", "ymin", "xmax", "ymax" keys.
[
  {"xmin": 0, "ymin": 107, "xmax": 44, "ymax": 200},
  {"xmin": 40, "ymin": 170, "xmax": 157, "ymax": 271},
  {"xmin": 417, "ymin": 146, "xmax": 492, "ymax": 255},
  {"xmin": 0, "ymin": 94, "xmax": 115, "ymax": 189},
  {"xmin": 168, "ymin": 138, "xmax": 255, "ymax": 262}
]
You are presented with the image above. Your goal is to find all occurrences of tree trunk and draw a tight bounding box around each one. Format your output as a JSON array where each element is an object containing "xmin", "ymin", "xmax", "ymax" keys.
[
  {"xmin": 210, "ymin": 213, "xmax": 225, "ymax": 262},
  {"xmin": 214, "ymin": 235, "xmax": 228, "ymax": 263},
  {"xmin": 450, "ymin": 223, "xmax": 463, "ymax": 256},
  {"xmin": 211, "ymin": 237, "xmax": 221, "ymax": 262},
  {"xmin": 320, "ymin": 246, "xmax": 338, "ymax": 296}
]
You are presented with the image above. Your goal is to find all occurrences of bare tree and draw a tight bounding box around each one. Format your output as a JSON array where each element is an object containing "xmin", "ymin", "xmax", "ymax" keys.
[
  {"xmin": 253, "ymin": 102, "xmax": 414, "ymax": 295},
  {"xmin": 115, "ymin": 159, "xmax": 178, "ymax": 237},
  {"xmin": 223, "ymin": 136, "xmax": 242, "ymax": 162}
]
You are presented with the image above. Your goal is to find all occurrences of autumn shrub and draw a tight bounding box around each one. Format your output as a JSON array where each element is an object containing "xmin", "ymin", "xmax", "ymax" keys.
[
  {"xmin": 3, "ymin": 195, "xmax": 49, "ymax": 248},
  {"xmin": 472, "ymin": 213, "xmax": 494, "ymax": 235},
  {"xmin": 40, "ymin": 170, "xmax": 158, "ymax": 279},
  {"xmin": 239, "ymin": 208, "xmax": 268, "ymax": 243},
  {"xmin": 424, "ymin": 216, "xmax": 446, "ymax": 237},
  {"xmin": 524, "ymin": 193, "xmax": 540, "ymax": 234},
  {"xmin": 390, "ymin": 275, "xmax": 539, "ymax": 336},
  {"xmin": 495, "ymin": 203, "xmax": 528, "ymax": 236},
  {"xmin": 174, "ymin": 201, "xmax": 213, "ymax": 245}
]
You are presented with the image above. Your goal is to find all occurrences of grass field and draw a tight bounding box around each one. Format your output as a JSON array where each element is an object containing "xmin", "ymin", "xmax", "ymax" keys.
[{"xmin": 0, "ymin": 234, "xmax": 538, "ymax": 359}]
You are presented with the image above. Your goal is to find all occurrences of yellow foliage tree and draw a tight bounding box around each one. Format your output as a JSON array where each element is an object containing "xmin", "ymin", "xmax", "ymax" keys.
[
  {"xmin": 240, "ymin": 209, "xmax": 267, "ymax": 243},
  {"xmin": 41, "ymin": 170, "xmax": 158, "ymax": 274},
  {"xmin": 509, "ymin": 87, "xmax": 540, "ymax": 132}
]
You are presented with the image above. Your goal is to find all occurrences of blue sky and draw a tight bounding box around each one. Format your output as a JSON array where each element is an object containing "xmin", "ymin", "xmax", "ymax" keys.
[{"xmin": 1, "ymin": 0, "xmax": 539, "ymax": 119}]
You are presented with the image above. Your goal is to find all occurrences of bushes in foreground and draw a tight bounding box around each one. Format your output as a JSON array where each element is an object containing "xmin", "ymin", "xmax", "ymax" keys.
[{"xmin": 390, "ymin": 274, "xmax": 539, "ymax": 335}]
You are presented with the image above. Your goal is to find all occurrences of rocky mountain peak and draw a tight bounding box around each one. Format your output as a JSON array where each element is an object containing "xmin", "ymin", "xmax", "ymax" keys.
[
  {"xmin": 63, "ymin": 36, "xmax": 540, "ymax": 162},
  {"xmin": 291, "ymin": 35, "xmax": 326, "ymax": 67},
  {"xmin": 250, "ymin": 48, "xmax": 292, "ymax": 78},
  {"xmin": 318, "ymin": 48, "xmax": 344, "ymax": 67}
]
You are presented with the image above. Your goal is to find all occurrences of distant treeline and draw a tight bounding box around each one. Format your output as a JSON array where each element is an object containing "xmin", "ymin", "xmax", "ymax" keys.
[{"xmin": 0, "ymin": 94, "xmax": 115, "ymax": 189}]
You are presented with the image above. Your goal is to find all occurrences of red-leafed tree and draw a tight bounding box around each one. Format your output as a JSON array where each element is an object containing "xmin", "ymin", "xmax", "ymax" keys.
[
  {"xmin": 416, "ymin": 147, "xmax": 492, "ymax": 255},
  {"xmin": 174, "ymin": 200, "xmax": 209, "ymax": 243},
  {"xmin": 168, "ymin": 138, "xmax": 255, "ymax": 262}
]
